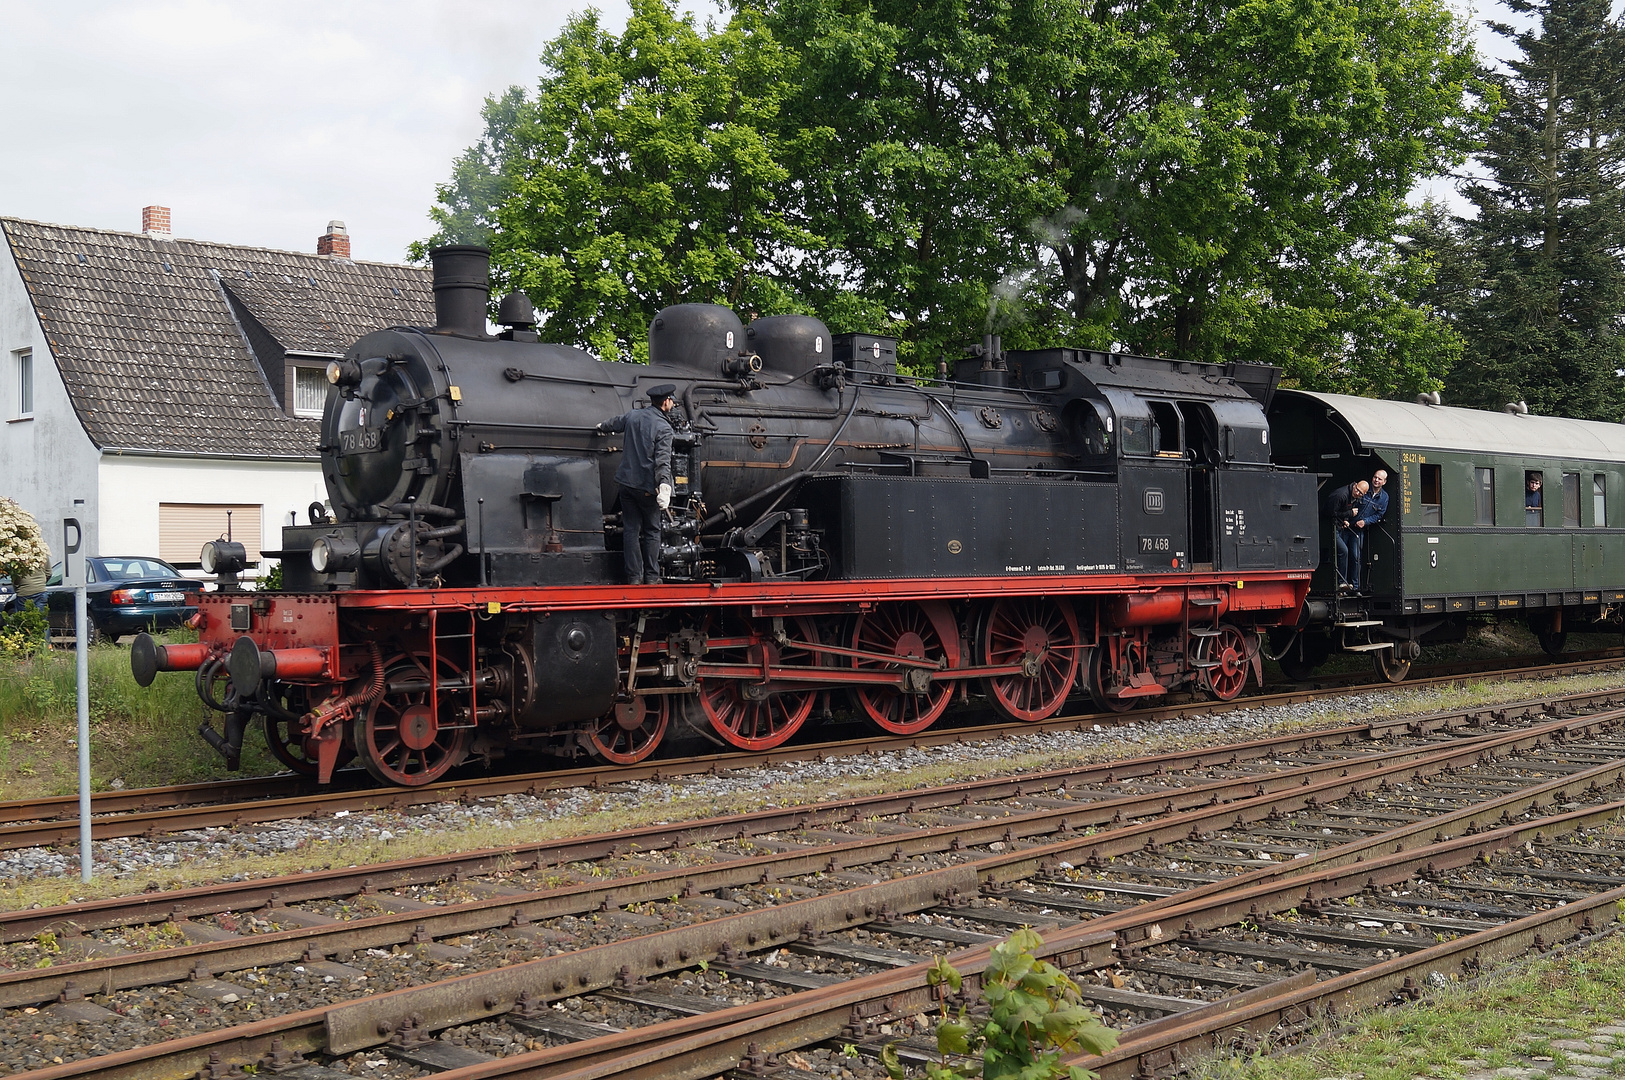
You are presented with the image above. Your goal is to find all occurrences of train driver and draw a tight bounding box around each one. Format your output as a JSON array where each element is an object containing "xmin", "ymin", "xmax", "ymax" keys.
[
  {"xmin": 595, "ymin": 385, "xmax": 677, "ymax": 585},
  {"xmin": 1325, "ymin": 479, "xmax": 1369, "ymax": 592}
]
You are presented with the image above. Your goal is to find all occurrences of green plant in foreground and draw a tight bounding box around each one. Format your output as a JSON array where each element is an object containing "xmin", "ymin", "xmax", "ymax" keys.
[{"xmin": 883, "ymin": 929, "xmax": 1118, "ymax": 1080}]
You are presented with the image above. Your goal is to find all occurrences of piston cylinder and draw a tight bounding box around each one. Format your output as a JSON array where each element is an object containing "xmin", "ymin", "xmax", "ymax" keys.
[{"xmin": 1105, "ymin": 590, "xmax": 1230, "ymax": 628}]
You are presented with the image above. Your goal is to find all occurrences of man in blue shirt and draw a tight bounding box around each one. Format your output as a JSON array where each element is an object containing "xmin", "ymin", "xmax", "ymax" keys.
[
  {"xmin": 596, "ymin": 385, "xmax": 677, "ymax": 584},
  {"xmin": 1351, "ymin": 468, "xmax": 1389, "ymax": 591}
]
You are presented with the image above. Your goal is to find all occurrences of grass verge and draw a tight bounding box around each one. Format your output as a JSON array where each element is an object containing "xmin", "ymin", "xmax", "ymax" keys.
[
  {"xmin": 1194, "ymin": 924, "xmax": 1625, "ymax": 1080},
  {"xmin": 0, "ymin": 635, "xmax": 280, "ymax": 799}
]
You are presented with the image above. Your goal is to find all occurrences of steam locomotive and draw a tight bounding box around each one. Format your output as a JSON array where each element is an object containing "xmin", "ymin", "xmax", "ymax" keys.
[{"xmin": 132, "ymin": 245, "xmax": 1322, "ymax": 786}]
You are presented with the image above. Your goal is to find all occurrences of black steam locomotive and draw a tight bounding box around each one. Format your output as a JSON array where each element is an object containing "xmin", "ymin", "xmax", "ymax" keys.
[{"xmin": 133, "ymin": 246, "xmax": 1317, "ymax": 786}]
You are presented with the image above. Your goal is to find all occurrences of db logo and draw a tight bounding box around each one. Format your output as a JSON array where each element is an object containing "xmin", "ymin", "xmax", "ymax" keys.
[{"xmin": 1144, "ymin": 489, "xmax": 1164, "ymax": 514}]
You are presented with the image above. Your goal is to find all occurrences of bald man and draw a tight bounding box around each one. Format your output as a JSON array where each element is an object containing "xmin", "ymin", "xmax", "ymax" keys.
[{"xmin": 1325, "ymin": 479, "xmax": 1369, "ymax": 592}]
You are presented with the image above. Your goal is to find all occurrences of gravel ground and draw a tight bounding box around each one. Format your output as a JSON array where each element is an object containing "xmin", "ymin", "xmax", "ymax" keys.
[{"xmin": 0, "ymin": 686, "xmax": 1528, "ymax": 885}]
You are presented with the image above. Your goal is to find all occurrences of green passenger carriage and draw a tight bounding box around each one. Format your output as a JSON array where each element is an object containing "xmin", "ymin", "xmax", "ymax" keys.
[{"xmin": 1267, "ymin": 390, "xmax": 1625, "ymax": 681}]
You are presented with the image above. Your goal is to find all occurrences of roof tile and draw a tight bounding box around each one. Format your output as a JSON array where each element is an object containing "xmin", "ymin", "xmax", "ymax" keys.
[{"xmin": 2, "ymin": 217, "xmax": 435, "ymax": 459}]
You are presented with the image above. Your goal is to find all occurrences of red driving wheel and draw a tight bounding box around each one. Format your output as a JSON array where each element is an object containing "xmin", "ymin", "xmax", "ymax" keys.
[
  {"xmin": 978, "ymin": 596, "xmax": 1081, "ymax": 722},
  {"xmin": 850, "ymin": 602, "xmax": 954, "ymax": 734},
  {"xmin": 697, "ymin": 615, "xmax": 822, "ymax": 750}
]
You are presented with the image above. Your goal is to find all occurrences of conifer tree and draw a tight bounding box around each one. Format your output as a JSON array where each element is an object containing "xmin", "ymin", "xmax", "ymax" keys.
[{"xmin": 1452, "ymin": 0, "xmax": 1625, "ymax": 420}]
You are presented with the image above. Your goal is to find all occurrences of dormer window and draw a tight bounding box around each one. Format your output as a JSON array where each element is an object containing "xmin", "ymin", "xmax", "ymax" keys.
[{"xmin": 292, "ymin": 364, "xmax": 328, "ymax": 418}]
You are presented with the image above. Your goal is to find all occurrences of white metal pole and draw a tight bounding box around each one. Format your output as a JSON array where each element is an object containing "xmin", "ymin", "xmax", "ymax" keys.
[
  {"xmin": 65, "ymin": 504, "xmax": 91, "ymax": 883},
  {"xmin": 75, "ymin": 583, "xmax": 90, "ymax": 882}
]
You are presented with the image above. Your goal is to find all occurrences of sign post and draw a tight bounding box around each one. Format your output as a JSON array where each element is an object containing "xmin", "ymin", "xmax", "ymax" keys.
[{"xmin": 65, "ymin": 504, "xmax": 90, "ymax": 883}]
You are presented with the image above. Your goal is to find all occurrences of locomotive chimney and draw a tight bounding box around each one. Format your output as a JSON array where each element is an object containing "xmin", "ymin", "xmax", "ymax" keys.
[{"xmin": 428, "ymin": 245, "xmax": 491, "ymax": 337}]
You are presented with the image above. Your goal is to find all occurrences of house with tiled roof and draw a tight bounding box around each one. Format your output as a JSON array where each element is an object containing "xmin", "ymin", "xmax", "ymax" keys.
[{"xmin": 0, "ymin": 208, "xmax": 434, "ymax": 577}]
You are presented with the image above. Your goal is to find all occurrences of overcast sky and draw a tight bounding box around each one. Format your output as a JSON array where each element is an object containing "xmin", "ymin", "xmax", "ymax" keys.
[
  {"xmin": 0, "ymin": 0, "xmax": 637, "ymax": 262},
  {"xmin": 0, "ymin": 0, "xmax": 1610, "ymax": 265}
]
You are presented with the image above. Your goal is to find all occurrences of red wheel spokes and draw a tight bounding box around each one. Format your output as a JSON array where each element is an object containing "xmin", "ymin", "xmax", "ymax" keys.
[
  {"xmin": 981, "ymin": 597, "xmax": 1081, "ymax": 722},
  {"xmin": 1200, "ymin": 626, "xmax": 1249, "ymax": 700},
  {"xmin": 584, "ymin": 697, "xmax": 670, "ymax": 764},
  {"xmin": 698, "ymin": 616, "xmax": 819, "ymax": 750},
  {"xmin": 353, "ymin": 654, "xmax": 472, "ymax": 786},
  {"xmin": 852, "ymin": 602, "xmax": 953, "ymax": 735}
]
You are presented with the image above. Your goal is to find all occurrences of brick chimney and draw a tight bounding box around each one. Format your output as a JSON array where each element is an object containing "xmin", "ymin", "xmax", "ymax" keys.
[
  {"xmin": 317, "ymin": 220, "xmax": 350, "ymax": 258},
  {"xmin": 142, "ymin": 205, "xmax": 171, "ymax": 236}
]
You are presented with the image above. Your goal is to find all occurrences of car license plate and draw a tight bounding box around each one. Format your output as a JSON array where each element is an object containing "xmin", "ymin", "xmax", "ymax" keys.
[
  {"xmin": 340, "ymin": 426, "xmax": 383, "ymax": 453},
  {"xmin": 151, "ymin": 591, "xmax": 186, "ymax": 602}
]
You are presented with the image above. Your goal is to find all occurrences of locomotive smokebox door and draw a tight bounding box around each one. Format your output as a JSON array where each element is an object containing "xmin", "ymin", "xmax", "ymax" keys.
[{"xmin": 525, "ymin": 612, "xmax": 618, "ymax": 727}]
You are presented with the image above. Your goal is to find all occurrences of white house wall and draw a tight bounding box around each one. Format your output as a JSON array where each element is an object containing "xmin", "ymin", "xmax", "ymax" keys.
[
  {"xmin": 0, "ymin": 241, "xmax": 102, "ymax": 564},
  {"xmin": 97, "ymin": 455, "xmax": 324, "ymax": 579}
]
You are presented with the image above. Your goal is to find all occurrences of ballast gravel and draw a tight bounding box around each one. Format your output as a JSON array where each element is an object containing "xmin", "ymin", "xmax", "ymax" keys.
[{"xmin": 0, "ymin": 687, "xmax": 1506, "ymax": 884}]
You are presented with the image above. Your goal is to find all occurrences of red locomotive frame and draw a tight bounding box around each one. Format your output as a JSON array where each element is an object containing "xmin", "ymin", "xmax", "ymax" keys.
[{"xmin": 147, "ymin": 569, "xmax": 1310, "ymax": 785}]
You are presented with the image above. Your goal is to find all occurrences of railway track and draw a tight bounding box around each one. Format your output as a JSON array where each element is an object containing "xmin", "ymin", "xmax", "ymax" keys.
[
  {"xmin": 6, "ymin": 696, "xmax": 1625, "ymax": 1079},
  {"xmin": 4, "ymin": 648, "xmax": 1623, "ymax": 853}
]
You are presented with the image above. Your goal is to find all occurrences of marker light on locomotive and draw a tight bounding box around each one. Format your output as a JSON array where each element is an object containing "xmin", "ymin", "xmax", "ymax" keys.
[
  {"xmin": 199, "ymin": 540, "xmax": 247, "ymax": 576},
  {"xmin": 309, "ymin": 534, "xmax": 360, "ymax": 573}
]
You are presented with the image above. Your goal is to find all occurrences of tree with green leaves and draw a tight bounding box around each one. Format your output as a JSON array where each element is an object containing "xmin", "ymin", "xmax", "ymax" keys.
[
  {"xmin": 413, "ymin": 0, "xmax": 812, "ymax": 362},
  {"xmin": 422, "ymin": 0, "xmax": 1489, "ymax": 395},
  {"xmin": 1446, "ymin": 0, "xmax": 1625, "ymax": 421},
  {"xmin": 766, "ymin": 0, "xmax": 1490, "ymax": 392}
]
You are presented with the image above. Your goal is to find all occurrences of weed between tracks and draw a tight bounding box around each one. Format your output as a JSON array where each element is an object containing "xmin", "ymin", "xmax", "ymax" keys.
[{"xmin": 1192, "ymin": 926, "xmax": 1625, "ymax": 1080}]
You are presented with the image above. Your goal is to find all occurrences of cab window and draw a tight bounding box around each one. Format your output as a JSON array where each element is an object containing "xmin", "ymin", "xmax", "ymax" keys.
[
  {"xmin": 1148, "ymin": 401, "xmax": 1182, "ymax": 456},
  {"xmin": 1120, "ymin": 416, "xmax": 1153, "ymax": 456}
]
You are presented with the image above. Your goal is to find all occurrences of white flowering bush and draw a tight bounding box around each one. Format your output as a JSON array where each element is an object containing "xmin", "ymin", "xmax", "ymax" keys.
[{"xmin": 0, "ymin": 497, "xmax": 50, "ymax": 580}]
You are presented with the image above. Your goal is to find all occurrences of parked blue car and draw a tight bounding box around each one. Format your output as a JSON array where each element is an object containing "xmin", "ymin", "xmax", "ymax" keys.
[{"xmin": 44, "ymin": 557, "xmax": 202, "ymax": 645}]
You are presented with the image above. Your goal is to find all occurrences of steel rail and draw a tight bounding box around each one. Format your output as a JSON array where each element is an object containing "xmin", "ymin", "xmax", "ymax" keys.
[
  {"xmin": 18, "ymin": 715, "xmax": 1625, "ymax": 1080},
  {"xmin": 0, "ymin": 707, "xmax": 1566, "ymax": 1004},
  {"xmin": 0, "ymin": 699, "xmax": 1567, "ymax": 942},
  {"xmin": 374, "ymin": 783, "xmax": 1625, "ymax": 1080},
  {"xmin": 2, "ymin": 649, "xmax": 1620, "ymax": 836},
  {"xmin": 326, "ymin": 804, "xmax": 1625, "ymax": 1080},
  {"xmin": 1070, "ymin": 889, "xmax": 1625, "ymax": 1079}
]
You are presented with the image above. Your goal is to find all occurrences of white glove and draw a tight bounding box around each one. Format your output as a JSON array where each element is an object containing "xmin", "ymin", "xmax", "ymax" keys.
[{"xmin": 656, "ymin": 483, "xmax": 672, "ymax": 511}]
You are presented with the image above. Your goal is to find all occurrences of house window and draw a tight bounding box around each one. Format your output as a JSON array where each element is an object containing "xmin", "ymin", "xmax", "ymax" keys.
[
  {"xmin": 1563, "ymin": 473, "xmax": 1581, "ymax": 527},
  {"xmin": 1419, "ymin": 464, "xmax": 1442, "ymax": 525},
  {"xmin": 1474, "ymin": 467, "xmax": 1495, "ymax": 525},
  {"xmin": 13, "ymin": 349, "xmax": 31, "ymax": 419},
  {"xmin": 1595, "ymin": 475, "xmax": 1607, "ymax": 528},
  {"xmin": 292, "ymin": 366, "xmax": 328, "ymax": 418}
]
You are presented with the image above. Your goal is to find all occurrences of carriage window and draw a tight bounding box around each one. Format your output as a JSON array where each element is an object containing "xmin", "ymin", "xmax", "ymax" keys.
[
  {"xmin": 1594, "ymin": 474, "xmax": 1607, "ymax": 527},
  {"xmin": 1474, "ymin": 468, "xmax": 1495, "ymax": 525},
  {"xmin": 1526, "ymin": 470, "xmax": 1544, "ymax": 525},
  {"xmin": 1420, "ymin": 463, "xmax": 1442, "ymax": 525},
  {"xmin": 1564, "ymin": 473, "xmax": 1581, "ymax": 527},
  {"xmin": 1120, "ymin": 416, "xmax": 1153, "ymax": 456},
  {"xmin": 1148, "ymin": 401, "xmax": 1182, "ymax": 456}
]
